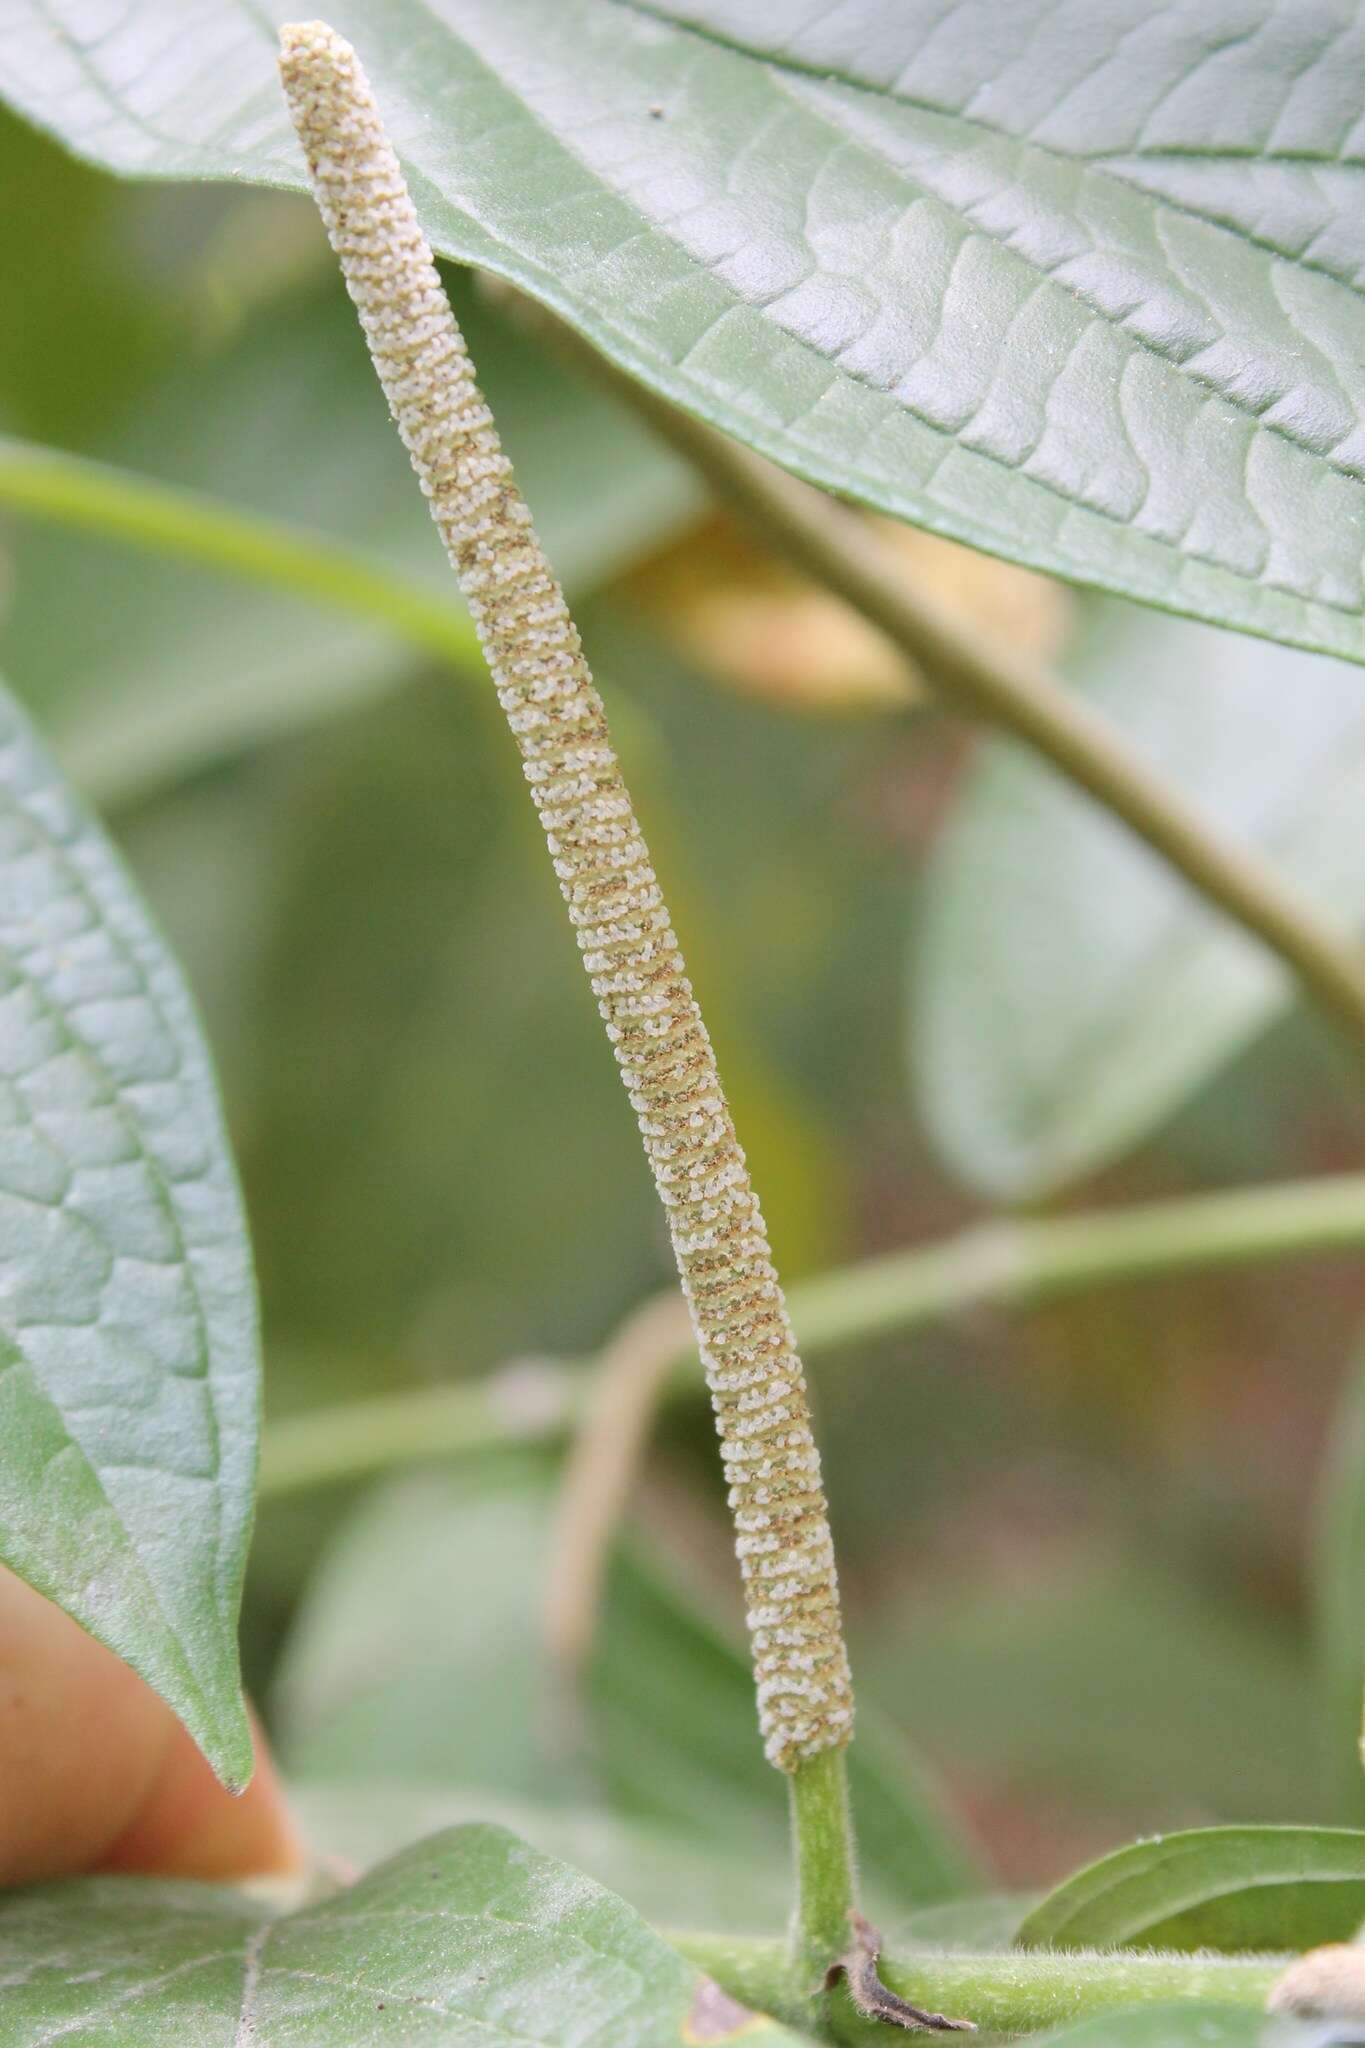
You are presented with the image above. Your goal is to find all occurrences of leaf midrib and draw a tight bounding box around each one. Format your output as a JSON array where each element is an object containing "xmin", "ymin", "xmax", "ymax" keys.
[
  {"xmin": 613, "ymin": 0, "xmax": 1365, "ymax": 170},
  {"xmin": 0, "ymin": 1348, "xmax": 223, "ymax": 1770},
  {"xmin": 612, "ymin": 0, "xmax": 1365, "ymax": 297}
]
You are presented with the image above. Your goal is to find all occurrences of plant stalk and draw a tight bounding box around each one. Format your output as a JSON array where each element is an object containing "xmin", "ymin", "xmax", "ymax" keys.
[
  {"xmin": 0, "ymin": 435, "xmax": 478, "ymax": 670},
  {"xmin": 258, "ymin": 1167, "xmax": 1365, "ymax": 1500},
  {"xmin": 789, "ymin": 1749, "xmax": 858, "ymax": 1982},
  {"xmin": 258, "ymin": 1361, "xmax": 585, "ymax": 1497}
]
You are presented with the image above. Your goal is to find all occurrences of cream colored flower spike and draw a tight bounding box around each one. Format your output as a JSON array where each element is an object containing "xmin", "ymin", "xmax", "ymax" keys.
[{"xmin": 278, "ymin": 21, "xmax": 854, "ymax": 1770}]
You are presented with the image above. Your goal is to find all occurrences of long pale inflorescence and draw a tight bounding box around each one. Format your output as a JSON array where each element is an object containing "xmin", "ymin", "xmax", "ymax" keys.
[{"xmin": 278, "ymin": 21, "xmax": 854, "ymax": 1770}]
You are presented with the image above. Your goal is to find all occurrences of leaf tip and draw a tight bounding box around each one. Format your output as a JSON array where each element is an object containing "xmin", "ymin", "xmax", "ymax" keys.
[{"xmin": 195, "ymin": 1685, "xmax": 256, "ymax": 1798}]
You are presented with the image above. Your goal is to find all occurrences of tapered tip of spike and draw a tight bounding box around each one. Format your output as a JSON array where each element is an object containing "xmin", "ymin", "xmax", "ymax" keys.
[
  {"xmin": 278, "ymin": 21, "xmax": 374, "ymax": 169},
  {"xmin": 279, "ymin": 19, "xmax": 355, "ymax": 79}
]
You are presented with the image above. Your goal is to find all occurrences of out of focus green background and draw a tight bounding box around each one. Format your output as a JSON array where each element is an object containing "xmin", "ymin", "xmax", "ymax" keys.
[{"xmin": 8, "ymin": 105, "xmax": 1365, "ymax": 1919}]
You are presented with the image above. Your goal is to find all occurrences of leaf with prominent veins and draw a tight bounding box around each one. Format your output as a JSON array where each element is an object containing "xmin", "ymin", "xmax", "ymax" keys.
[
  {"xmin": 0, "ymin": 676, "xmax": 257, "ymax": 1783},
  {"xmin": 4, "ymin": 1, "xmax": 1365, "ymax": 659},
  {"xmin": 0, "ymin": 1823, "xmax": 815, "ymax": 2045}
]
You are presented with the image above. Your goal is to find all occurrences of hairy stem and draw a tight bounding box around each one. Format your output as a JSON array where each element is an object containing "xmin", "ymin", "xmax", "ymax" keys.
[
  {"xmin": 518, "ymin": 298, "xmax": 1365, "ymax": 1065},
  {"xmin": 258, "ymin": 1361, "xmax": 585, "ymax": 1498},
  {"xmin": 258, "ymin": 1166, "xmax": 1365, "ymax": 1500},
  {"xmin": 278, "ymin": 23, "xmax": 858, "ymax": 1961},
  {"xmin": 790, "ymin": 1167, "xmax": 1365, "ymax": 1350},
  {"xmin": 674, "ymin": 1933, "xmax": 1281, "ymax": 2042}
]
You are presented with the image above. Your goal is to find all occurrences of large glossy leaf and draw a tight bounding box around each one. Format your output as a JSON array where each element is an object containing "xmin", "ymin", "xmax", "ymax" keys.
[
  {"xmin": 7, "ymin": 3, "xmax": 1365, "ymax": 662},
  {"xmin": 0, "ymin": 675, "xmax": 256, "ymax": 1781},
  {"xmin": 0, "ymin": 1822, "xmax": 814, "ymax": 2045},
  {"xmin": 912, "ymin": 598, "xmax": 1365, "ymax": 1199},
  {"xmin": 274, "ymin": 1454, "xmax": 980, "ymax": 1921},
  {"xmin": 1017, "ymin": 1827, "xmax": 1365, "ymax": 1954}
]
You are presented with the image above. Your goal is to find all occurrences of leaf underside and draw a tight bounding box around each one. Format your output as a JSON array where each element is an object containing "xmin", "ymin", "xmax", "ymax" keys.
[
  {"xmin": 0, "ymin": 1822, "xmax": 812, "ymax": 2045},
  {"xmin": 4, "ymin": 1, "xmax": 1365, "ymax": 661},
  {"xmin": 0, "ymin": 677, "xmax": 257, "ymax": 1782},
  {"xmin": 913, "ymin": 598, "xmax": 1365, "ymax": 1197}
]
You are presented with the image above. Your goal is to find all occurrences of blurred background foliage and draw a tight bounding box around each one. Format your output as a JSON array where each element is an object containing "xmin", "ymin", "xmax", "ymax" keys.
[{"xmin": 6, "ymin": 100, "xmax": 1365, "ymax": 1913}]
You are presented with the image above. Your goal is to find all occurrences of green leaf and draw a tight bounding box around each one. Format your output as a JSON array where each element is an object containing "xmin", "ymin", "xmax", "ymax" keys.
[
  {"xmin": 7, "ymin": 5, "xmax": 1365, "ymax": 661},
  {"xmin": 274, "ymin": 1455, "xmax": 980, "ymax": 1922},
  {"xmin": 1017, "ymin": 1826, "xmax": 1365, "ymax": 1954},
  {"xmin": 912, "ymin": 599, "xmax": 1365, "ymax": 1198},
  {"xmin": 0, "ymin": 675, "xmax": 256, "ymax": 1782},
  {"xmin": 2, "ymin": 271, "xmax": 695, "ymax": 807},
  {"xmin": 1311, "ymin": 1323, "xmax": 1365, "ymax": 1819},
  {"xmin": 0, "ymin": 1822, "xmax": 814, "ymax": 2045}
]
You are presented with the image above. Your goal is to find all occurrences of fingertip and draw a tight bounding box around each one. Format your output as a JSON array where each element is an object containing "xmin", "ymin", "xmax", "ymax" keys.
[{"xmin": 98, "ymin": 1705, "xmax": 306, "ymax": 1883}]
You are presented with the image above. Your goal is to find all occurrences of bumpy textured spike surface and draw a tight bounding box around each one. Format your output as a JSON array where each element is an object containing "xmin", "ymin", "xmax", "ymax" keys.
[{"xmin": 278, "ymin": 21, "xmax": 854, "ymax": 1768}]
